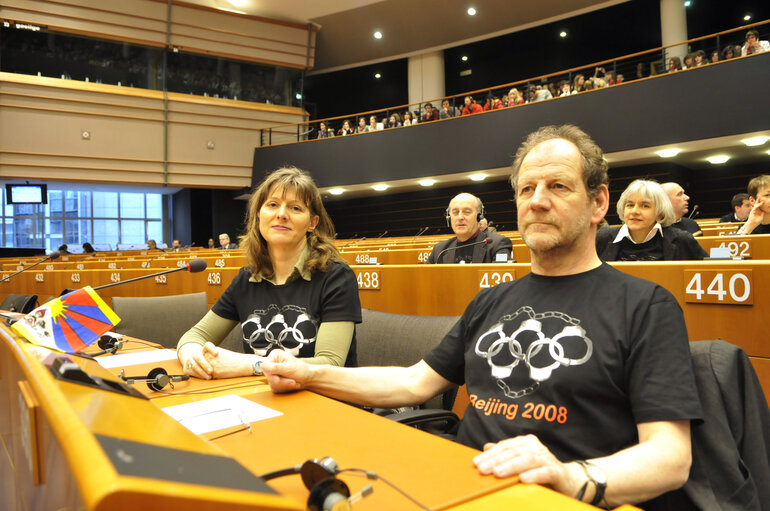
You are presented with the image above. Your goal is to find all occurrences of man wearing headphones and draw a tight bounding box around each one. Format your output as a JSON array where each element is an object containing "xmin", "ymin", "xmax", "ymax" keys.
[{"xmin": 425, "ymin": 193, "xmax": 512, "ymax": 264}]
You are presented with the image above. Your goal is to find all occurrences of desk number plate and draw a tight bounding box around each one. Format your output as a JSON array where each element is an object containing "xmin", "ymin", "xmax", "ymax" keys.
[
  {"xmin": 356, "ymin": 270, "xmax": 380, "ymax": 290},
  {"xmin": 684, "ymin": 270, "xmax": 753, "ymax": 305}
]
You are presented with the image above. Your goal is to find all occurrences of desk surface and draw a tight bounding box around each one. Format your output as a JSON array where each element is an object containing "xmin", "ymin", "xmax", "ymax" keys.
[{"xmin": 1, "ymin": 329, "xmax": 606, "ymax": 510}]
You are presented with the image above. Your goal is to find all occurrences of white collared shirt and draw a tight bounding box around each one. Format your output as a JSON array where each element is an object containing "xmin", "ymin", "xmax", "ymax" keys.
[{"xmin": 612, "ymin": 223, "xmax": 663, "ymax": 244}]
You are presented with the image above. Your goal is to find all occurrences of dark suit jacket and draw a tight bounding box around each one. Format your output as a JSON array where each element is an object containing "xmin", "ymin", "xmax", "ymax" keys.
[
  {"xmin": 426, "ymin": 230, "xmax": 512, "ymax": 264},
  {"xmin": 596, "ymin": 225, "xmax": 708, "ymax": 261},
  {"xmin": 682, "ymin": 341, "xmax": 770, "ymax": 510}
]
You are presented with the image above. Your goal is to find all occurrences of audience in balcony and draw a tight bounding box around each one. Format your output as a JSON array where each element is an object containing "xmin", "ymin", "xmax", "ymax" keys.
[
  {"xmin": 572, "ymin": 74, "xmax": 586, "ymax": 93},
  {"xmin": 668, "ymin": 57, "xmax": 682, "ymax": 72},
  {"xmin": 508, "ymin": 87, "xmax": 525, "ymax": 106},
  {"xmin": 483, "ymin": 96, "xmax": 504, "ymax": 110},
  {"xmin": 742, "ymin": 29, "xmax": 770, "ymax": 55},
  {"xmin": 693, "ymin": 50, "xmax": 708, "ymax": 67},
  {"xmin": 387, "ymin": 114, "xmax": 401, "ymax": 128},
  {"xmin": 354, "ymin": 117, "xmax": 368, "ymax": 133},
  {"xmin": 558, "ymin": 80, "xmax": 574, "ymax": 96},
  {"xmin": 368, "ymin": 115, "xmax": 379, "ymax": 132},
  {"xmin": 421, "ymin": 103, "xmax": 440, "ymax": 122},
  {"xmin": 461, "ymin": 96, "xmax": 483, "ymax": 115},
  {"xmin": 402, "ymin": 111, "xmax": 416, "ymax": 126}
]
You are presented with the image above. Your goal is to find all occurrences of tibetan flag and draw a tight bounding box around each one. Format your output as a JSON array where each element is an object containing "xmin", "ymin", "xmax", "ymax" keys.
[{"xmin": 11, "ymin": 287, "xmax": 121, "ymax": 353}]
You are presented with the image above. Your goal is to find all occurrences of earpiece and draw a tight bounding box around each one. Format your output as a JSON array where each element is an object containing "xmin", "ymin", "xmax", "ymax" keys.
[
  {"xmin": 445, "ymin": 199, "xmax": 485, "ymax": 227},
  {"xmin": 89, "ymin": 334, "xmax": 124, "ymax": 356},
  {"xmin": 261, "ymin": 457, "xmax": 354, "ymax": 511},
  {"xmin": 120, "ymin": 367, "xmax": 189, "ymax": 391}
]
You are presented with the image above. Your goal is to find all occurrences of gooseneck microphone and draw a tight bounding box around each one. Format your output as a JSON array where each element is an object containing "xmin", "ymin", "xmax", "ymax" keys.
[
  {"xmin": 435, "ymin": 238, "xmax": 488, "ymax": 264},
  {"xmin": 340, "ymin": 236, "xmax": 366, "ymax": 249},
  {"xmin": 412, "ymin": 227, "xmax": 429, "ymax": 240},
  {"xmin": 0, "ymin": 251, "xmax": 60, "ymax": 283},
  {"xmin": 92, "ymin": 258, "xmax": 207, "ymax": 291},
  {"xmin": 376, "ymin": 230, "xmax": 388, "ymax": 238},
  {"xmin": 688, "ymin": 204, "xmax": 700, "ymax": 219}
]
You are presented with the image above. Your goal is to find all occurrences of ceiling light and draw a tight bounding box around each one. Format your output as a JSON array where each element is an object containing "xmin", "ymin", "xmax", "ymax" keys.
[
  {"xmin": 374, "ymin": 73, "xmax": 381, "ymax": 79},
  {"xmin": 227, "ymin": 0, "xmax": 248, "ymax": 6},
  {"xmin": 469, "ymin": 173, "xmax": 487, "ymax": 182},
  {"xmin": 744, "ymin": 14, "xmax": 752, "ymax": 21},
  {"xmin": 419, "ymin": 179, "xmax": 436, "ymax": 187},
  {"xmin": 328, "ymin": 188, "xmax": 344, "ymax": 196},
  {"xmin": 683, "ymin": 1, "xmax": 691, "ymax": 6},
  {"xmin": 461, "ymin": 55, "xmax": 468, "ymax": 62},
  {"xmin": 373, "ymin": 31, "xmax": 382, "ymax": 39},
  {"xmin": 741, "ymin": 136, "xmax": 769, "ymax": 146},
  {"xmin": 467, "ymin": 7, "xmax": 476, "ymax": 16},
  {"xmin": 655, "ymin": 148, "xmax": 681, "ymax": 158},
  {"xmin": 706, "ymin": 155, "xmax": 730, "ymax": 164},
  {"xmin": 559, "ymin": 31, "xmax": 567, "ymax": 38},
  {"xmin": 766, "ymin": 150, "xmax": 770, "ymax": 156},
  {"xmin": 372, "ymin": 184, "xmax": 389, "ymax": 191}
]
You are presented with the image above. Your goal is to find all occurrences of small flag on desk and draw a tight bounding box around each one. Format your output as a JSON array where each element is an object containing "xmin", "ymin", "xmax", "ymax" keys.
[{"xmin": 11, "ymin": 287, "xmax": 121, "ymax": 353}]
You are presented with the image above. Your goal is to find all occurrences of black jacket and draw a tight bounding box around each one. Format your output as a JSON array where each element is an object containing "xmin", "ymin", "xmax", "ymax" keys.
[
  {"xmin": 426, "ymin": 230, "xmax": 512, "ymax": 264},
  {"xmin": 596, "ymin": 225, "xmax": 707, "ymax": 261}
]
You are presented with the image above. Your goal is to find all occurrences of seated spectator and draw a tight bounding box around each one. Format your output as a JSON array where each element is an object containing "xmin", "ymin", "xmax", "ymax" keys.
[
  {"xmin": 603, "ymin": 70, "xmax": 616, "ymax": 86},
  {"xmin": 572, "ymin": 74, "xmax": 585, "ymax": 93},
  {"xmin": 661, "ymin": 182, "xmax": 702, "ymax": 236},
  {"xmin": 218, "ymin": 233, "xmax": 238, "ymax": 250},
  {"xmin": 741, "ymin": 29, "xmax": 770, "ymax": 56},
  {"xmin": 547, "ymin": 82, "xmax": 558, "ymax": 98},
  {"xmin": 172, "ymin": 239, "xmax": 182, "ymax": 251},
  {"xmin": 596, "ymin": 179, "xmax": 707, "ymax": 261},
  {"xmin": 402, "ymin": 111, "xmax": 416, "ymax": 126},
  {"xmin": 693, "ymin": 50, "xmax": 708, "ymax": 67},
  {"xmin": 558, "ymin": 80, "xmax": 573, "ymax": 96},
  {"xmin": 737, "ymin": 175, "xmax": 770, "ymax": 235},
  {"xmin": 440, "ymin": 98, "xmax": 460, "ymax": 118},
  {"xmin": 584, "ymin": 77, "xmax": 596, "ymax": 91},
  {"xmin": 683, "ymin": 53, "xmax": 695, "ymax": 69},
  {"xmin": 421, "ymin": 103, "xmax": 439, "ymax": 122},
  {"xmin": 354, "ymin": 117, "xmax": 368, "ymax": 134},
  {"xmin": 483, "ymin": 96, "xmax": 503, "ymax": 110},
  {"xmin": 615, "ymin": 73, "xmax": 624, "ymax": 84},
  {"xmin": 317, "ymin": 121, "xmax": 333, "ymax": 138},
  {"xmin": 207, "ymin": 237, "xmax": 216, "ymax": 248},
  {"xmin": 386, "ymin": 113, "xmax": 401, "ymax": 128},
  {"xmin": 58, "ymin": 243, "xmax": 71, "ymax": 255},
  {"xmin": 461, "ymin": 95, "xmax": 483, "ymax": 115},
  {"xmin": 82, "ymin": 242, "xmax": 95, "ymax": 253},
  {"xmin": 634, "ymin": 62, "xmax": 648, "ymax": 80},
  {"xmin": 508, "ymin": 87, "xmax": 525, "ymax": 105},
  {"xmin": 668, "ymin": 56, "xmax": 682, "ymax": 72},
  {"xmin": 719, "ymin": 193, "xmax": 751, "ymax": 223},
  {"xmin": 500, "ymin": 94, "xmax": 509, "ymax": 107},
  {"xmin": 532, "ymin": 85, "xmax": 552, "ymax": 102},
  {"xmin": 709, "ymin": 50, "xmax": 720, "ymax": 63},
  {"xmin": 368, "ymin": 115, "xmax": 379, "ymax": 132},
  {"xmin": 146, "ymin": 239, "xmax": 161, "ymax": 251},
  {"xmin": 338, "ymin": 119, "xmax": 353, "ymax": 136},
  {"xmin": 722, "ymin": 45, "xmax": 736, "ymax": 60}
]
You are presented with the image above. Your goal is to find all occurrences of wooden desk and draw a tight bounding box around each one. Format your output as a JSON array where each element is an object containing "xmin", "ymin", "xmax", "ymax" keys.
[{"xmin": 1, "ymin": 328, "xmax": 603, "ymax": 510}]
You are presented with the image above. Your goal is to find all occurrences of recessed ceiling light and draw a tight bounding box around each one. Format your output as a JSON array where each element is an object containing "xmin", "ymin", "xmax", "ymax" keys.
[
  {"xmin": 373, "ymin": 31, "xmax": 382, "ymax": 39},
  {"xmin": 559, "ymin": 31, "xmax": 567, "ymax": 38},
  {"xmin": 655, "ymin": 148, "xmax": 681, "ymax": 158},
  {"xmin": 706, "ymin": 155, "xmax": 730, "ymax": 164},
  {"xmin": 744, "ymin": 14, "xmax": 752, "ymax": 21},
  {"xmin": 741, "ymin": 136, "xmax": 769, "ymax": 146},
  {"xmin": 328, "ymin": 188, "xmax": 344, "ymax": 195},
  {"xmin": 469, "ymin": 173, "xmax": 487, "ymax": 182},
  {"xmin": 372, "ymin": 184, "xmax": 389, "ymax": 191},
  {"xmin": 766, "ymin": 149, "xmax": 770, "ymax": 156},
  {"xmin": 461, "ymin": 55, "xmax": 468, "ymax": 62},
  {"xmin": 683, "ymin": 1, "xmax": 691, "ymax": 6},
  {"xmin": 374, "ymin": 73, "xmax": 381, "ymax": 79},
  {"xmin": 467, "ymin": 7, "xmax": 476, "ymax": 16},
  {"xmin": 419, "ymin": 179, "xmax": 436, "ymax": 187}
]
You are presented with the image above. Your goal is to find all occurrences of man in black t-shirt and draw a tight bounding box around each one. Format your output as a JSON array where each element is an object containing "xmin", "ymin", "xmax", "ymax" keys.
[
  {"xmin": 261, "ymin": 125, "xmax": 701, "ymax": 510},
  {"xmin": 662, "ymin": 182, "xmax": 702, "ymax": 236}
]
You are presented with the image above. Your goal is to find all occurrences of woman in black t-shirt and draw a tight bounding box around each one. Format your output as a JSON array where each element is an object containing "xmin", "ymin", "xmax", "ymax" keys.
[
  {"xmin": 597, "ymin": 179, "xmax": 707, "ymax": 261},
  {"xmin": 177, "ymin": 167, "xmax": 361, "ymax": 380}
]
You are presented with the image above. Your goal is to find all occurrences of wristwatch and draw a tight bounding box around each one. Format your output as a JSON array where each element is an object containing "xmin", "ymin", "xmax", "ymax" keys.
[
  {"xmin": 252, "ymin": 359, "xmax": 263, "ymax": 376},
  {"xmin": 575, "ymin": 459, "xmax": 607, "ymax": 506}
]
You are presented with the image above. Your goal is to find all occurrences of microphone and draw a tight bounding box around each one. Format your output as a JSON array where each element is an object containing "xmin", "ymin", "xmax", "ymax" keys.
[
  {"xmin": 688, "ymin": 204, "xmax": 699, "ymax": 219},
  {"xmin": 0, "ymin": 251, "xmax": 60, "ymax": 283},
  {"xmin": 340, "ymin": 236, "xmax": 366, "ymax": 249},
  {"xmin": 412, "ymin": 227, "xmax": 429, "ymax": 240},
  {"xmin": 434, "ymin": 238, "xmax": 488, "ymax": 264},
  {"xmin": 92, "ymin": 258, "xmax": 207, "ymax": 291},
  {"xmin": 376, "ymin": 230, "xmax": 388, "ymax": 238}
]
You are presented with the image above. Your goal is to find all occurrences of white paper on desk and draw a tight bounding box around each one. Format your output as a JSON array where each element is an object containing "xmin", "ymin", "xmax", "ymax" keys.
[
  {"xmin": 95, "ymin": 348, "xmax": 178, "ymax": 369},
  {"xmin": 161, "ymin": 394, "xmax": 282, "ymax": 435}
]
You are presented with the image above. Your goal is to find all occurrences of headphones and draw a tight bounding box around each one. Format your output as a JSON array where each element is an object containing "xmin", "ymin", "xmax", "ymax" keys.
[
  {"xmin": 445, "ymin": 197, "xmax": 485, "ymax": 228},
  {"xmin": 261, "ymin": 457, "xmax": 371, "ymax": 511},
  {"xmin": 119, "ymin": 367, "xmax": 189, "ymax": 392},
  {"xmin": 90, "ymin": 334, "xmax": 124, "ymax": 357}
]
